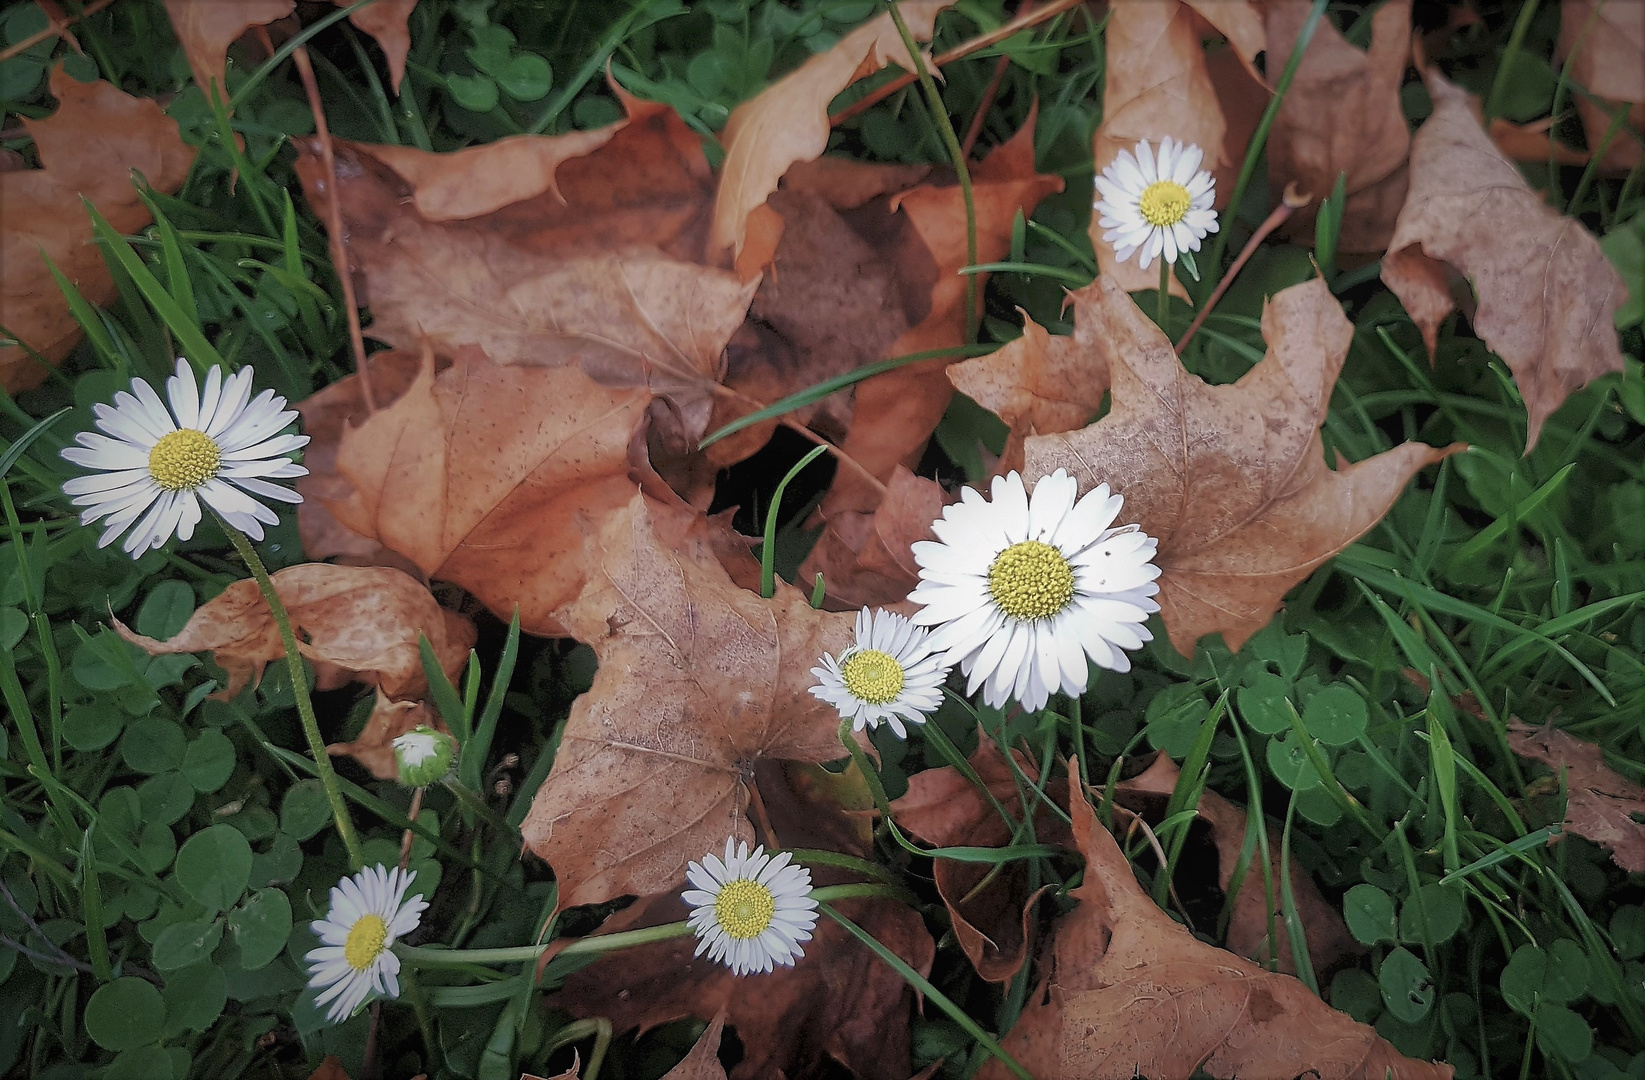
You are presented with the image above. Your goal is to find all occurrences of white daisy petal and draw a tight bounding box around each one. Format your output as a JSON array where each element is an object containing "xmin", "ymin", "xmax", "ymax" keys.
[
  {"xmin": 684, "ymin": 841, "xmax": 819, "ymax": 976},
  {"xmin": 809, "ymin": 608, "xmax": 949, "ymax": 738},
  {"xmin": 305, "ymin": 864, "xmax": 424, "ymax": 1025}
]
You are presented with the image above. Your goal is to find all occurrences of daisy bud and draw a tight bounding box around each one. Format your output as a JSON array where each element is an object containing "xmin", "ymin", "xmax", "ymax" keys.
[{"xmin": 392, "ymin": 725, "xmax": 457, "ymax": 787}]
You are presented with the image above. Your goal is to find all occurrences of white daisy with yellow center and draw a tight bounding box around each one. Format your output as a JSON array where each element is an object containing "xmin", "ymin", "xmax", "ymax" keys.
[
  {"xmin": 809, "ymin": 608, "xmax": 949, "ymax": 738},
  {"xmin": 304, "ymin": 864, "xmax": 428, "ymax": 1023},
  {"xmin": 1094, "ymin": 136, "xmax": 1217, "ymax": 270},
  {"xmin": 907, "ymin": 470, "xmax": 1161, "ymax": 713},
  {"xmin": 683, "ymin": 839, "xmax": 818, "ymax": 976},
  {"xmin": 60, "ymin": 358, "xmax": 308, "ymax": 556}
]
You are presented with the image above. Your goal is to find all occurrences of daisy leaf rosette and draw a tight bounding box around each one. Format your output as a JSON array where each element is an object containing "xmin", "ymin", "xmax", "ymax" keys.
[
  {"xmin": 907, "ymin": 469, "xmax": 1160, "ymax": 713},
  {"xmin": 684, "ymin": 839, "xmax": 819, "ymax": 977},
  {"xmin": 809, "ymin": 607, "xmax": 949, "ymax": 738},
  {"xmin": 304, "ymin": 864, "xmax": 428, "ymax": 1023},
  {"xmin": 1094, "ymin": 136, "xmax": 1217, "ymax": 271},
  {"xmin": 61, "ymin": 358, "xmax": 309, "ymax": 555}
]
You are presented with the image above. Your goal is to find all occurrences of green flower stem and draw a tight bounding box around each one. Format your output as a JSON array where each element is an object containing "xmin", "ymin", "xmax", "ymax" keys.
[
  {"xmin": 220, "ymin": 517, "xmax": 363, "ymax": 869},
  {"xmin": 1158, "ymin": 258, "xmax": 1171, "ymax": 336},
  {"xmin": 819, "ymin": 902, "xmax": 1032, "ymax": 1080},
  {"xmin": 395, "ymin": 883, "xmax": 902, "ymax": 969}
]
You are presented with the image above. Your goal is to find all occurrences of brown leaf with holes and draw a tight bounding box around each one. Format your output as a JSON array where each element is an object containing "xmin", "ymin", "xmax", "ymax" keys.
[
  {"xmin": 800, "ymin": 467, "xmax": 946, "ymax": 610},
  {"xmin": 976, "ymin": 773, "xmax": 1453, "ymax": 1080},
  {"xmin": 300, "ymin": 345, "xmax": 649, "ymax": 638},
  {"xmin": 710, "ymin": 0, "xmax": 954, "ymax": 260},
  {"xmin": 294, "ymin": 92, "xmax": 756, "ymax": 449},
  {"xmin": 1381, "ymin": 71, "xmax": 1627, "ymax": 450},
  {"xmin": 1113, "ymin": 753, "xmax": 1361, "ymax": 980},
  {"xmin": 1266, "ymin": 0, "xmax": 1413, "ymax": 254},
  {"xmin": 519, "ymin": 493, "xmax": 857, "ymax": 909},
  {"xmin": 1559, "ymin": 0, "xmax": 1645, "ymax": 174},
  {"xmin": 1507, "ymin": 721, "xmax": 1645, "ymax": 873},
  {"xmin": 114, "ymin": 564, "xmax": 472, "ymax": 701},
  {"xmin": 892, "ymin": 736, "xmax": 1068, "ymax": 983},
  {"xmin": 326, "ymin": 692, "xmax": 447, "ymax": 781},
  {"xmin": 1026, "ymin": 276, "xmax": 1462, "ymax": 656},
  {"xmin": 162, "ymin": 0, "xmax": 294, "ymax": 101},
  {"xmin": 1, "ymin": 67, "xmax": 195, "ymax": 391}
]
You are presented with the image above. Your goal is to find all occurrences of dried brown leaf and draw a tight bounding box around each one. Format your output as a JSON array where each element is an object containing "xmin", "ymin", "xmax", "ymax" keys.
[
  {"xmin": 1, "ymin": 68, "xmax": 195, "ymax": 391},
  {"xmin": 333, "ymin": 0, "xmax": 416, "ymax": 93},
  {"xmin": 1381, "ymin": 71, "xmax": 1627, "ymax": 449},
  {"xmin": 326, "ymin": 693, "xmax": 447, "ymax": 781},
  {"xmin": 1489, "ymin": 117, "xmax": 1591, "ymax": 167},
  {"xmin": 976, "ymin": 774, "xmax": 1454, "ymax": 1080},
  {"xmin": 662, "ymin": 1012, "xmax": 728, "ymax": 1080},
  {"xmin": 162, "ymin": 0, "xmax": 294, "ymax": 101},
  {"xmin": 710, "ymin": 0, "xmax": 954, "ymax": 259},
  {"xmin": 1026, "ymin": 276, "xmax": 1462, "ymax": 655},
  {"xmin": 1507, "ymin": 721, "xmax": 1645, "ymax": 873},
  {"xmin": 1266, "ymin": 0, "xmax": 1413, "ymax": 254},
  {"xmin": 799, "ymin": 466, "xmax": 945, "ymax": 610},
  {"xmin": 114, "ymin": 564, "xmax": 472, "ymax": 701},
  {"xmin": 1559, "ymin": 0, "xmax": 1645, "ymax": 174},
  {"xmin": 303, "ymin": 345, "xmax": 649, "ymax": 637},
  {"xmin": 519, "ymin": 493, "xmax": 855, "ymax": 909}
]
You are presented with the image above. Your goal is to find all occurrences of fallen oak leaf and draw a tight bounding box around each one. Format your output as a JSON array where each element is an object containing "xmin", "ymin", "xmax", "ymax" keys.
[
  {"xmin": 519, "ymin": 493, "xmax": 856, "ymax": 909},
  {"xmin": 115, "ymin": 564, "xmax": 473, "ymax": 701},
  {"xmin": 976, "ymin": 772, "xmax": 1454, "ymax": 1080},
  {"xmin": 1381, "ymin": 70, "xmax": 1627, "ymax": 451},
  {"xmin": 1506, "ymin": 720, "xmax": 1645, "ymax": 873},
  {"xmin": 1025, "ymin": 275, "xmax": 1463, "ymax": 656},
  {"xmin": 1, "ymin": 66, "xmax": 195, "ymax": 391},
  {"xmin": 326, "ymin": 692, "xmax": 447, "ymax": 781}
]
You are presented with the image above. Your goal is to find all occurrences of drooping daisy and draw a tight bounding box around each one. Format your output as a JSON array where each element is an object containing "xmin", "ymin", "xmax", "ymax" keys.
[
  {"xmin": 907, "ymin": 470, "xmax": 1161, "ymax": 713},
  {"xmin": 684, "ymin": 839, "xmax": 818, "ymax": 976},
  {"xmin": 1094, "ymin": 136, "xmax": 1217, "ymax": 270},
  {"xmin": 392, "ymin": 725, "xmax": 458, "ymax": 787},
  {"xmin": 305, "ymin": 864, "xmax": 428, "ymax": 1024},
  {"xmin": 61, "ymin": 358, "xmax": 308, "ymax": 556},
  {"xmin": 809, "ymin": 608, "xmax": 949, "ymax": 738}
]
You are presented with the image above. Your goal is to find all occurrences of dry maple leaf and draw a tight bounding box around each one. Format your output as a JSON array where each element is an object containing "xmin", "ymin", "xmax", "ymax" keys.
[
  {"xmin": 162, "ymin": 0, "xmax": 294, "ymax": 102},
  {"xmin": 976, "ymin": 773, "xmax": 1454, "ymax": 1080},
  {"xmin": 0, "ymin": 67, "xmax": 195, "ymax": 391},
  {"xmin": 892, "ymin": 735, "xmax": 1068, "ymax": 983},
  {"xmin": 1558, "ymin": 0, "xmax": 1644, "ymax": 174},
  {"xmin": 1025, "ymin": 276, "xmax": 1462, "ymax": 656},
  {"xmin": 1506, "ymin": 721, "xmax": 1645, "ymax": 873},
  {"xmin": 1113, "ymin": 752, "xmax": 1360, "ymax": 979},
  {"xmin": 1266, "ymin": 0, "xmax": 1412, "ymax": 255},
  {"xmin": 1489, "ymin": 116, "xmax": 1592, "ymax": 167},
  {"xmin": 332, "ymin": 0, "xmax": 418, "ymax": 93},
  {"xmin": 115, "ymin": 564, "xmax": 472, "ymax": 701},
  {"xmin": 660, "ymin": 1011, "xmax": 729, "ymax": 1080},
  {"xmin": 800, "ymin": 466, "xmax": 946, "ymax": 610},
  {"xmin": 326, "ymin": 692, "xmax": 447, "ymax": 781},
  {"xmin": 710, "ymin": 0, "xmax": 954, "ymax": 260},
  {"xmin": 519, "ymin": 493, "xmax": 856, "ymax": 909},
  {"xmin": 295, "ymin": 91, "xmax": 756, "ymax": 448},
  {"xmin": 302, "ymin": 345, "xmax": 650, "ymax": 638},
  {"xmin": 1381, "ymin": 71, "xmax": 1627, "ymax": 451}
]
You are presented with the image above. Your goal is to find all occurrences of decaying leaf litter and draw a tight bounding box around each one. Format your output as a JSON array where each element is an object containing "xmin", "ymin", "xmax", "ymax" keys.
[{"xmin": 0, "ymin": 1, "xmax": 1641, "ymax": 1078}]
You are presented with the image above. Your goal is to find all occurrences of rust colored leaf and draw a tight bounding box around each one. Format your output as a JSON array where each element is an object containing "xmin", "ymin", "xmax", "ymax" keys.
[
  {"xmin": 1090, "ymin": 0, "xmax": 1228, "ymax": 298},
  {"xmin": 799, "ymin": 466, "xmax": 945, "ymax": 610},
  {"xmin": 294, "ymin": 94, "xmax": 755, "ymax": 448},
  {"xmin": 892, "ymin": 737, "xmax": 1068, "ymax": 983},
  {"xmin": 303, "ymin": 345, "xmax": 649, "ymax": 638},
  {"xmin": 1489, "ymin": 117, "xmax": 1591, "ymax": 167},
  {"xmin": 162, "ymin": 0, "xmax": 294, "ymax": 101},
  {"xmin": 1026, "ymin": 276, "xmax": 1462, "ymax": 656},
  {"xmin": 1507, "ymin": 721, "xmax": 1645, "ymax": 873},
  {"xmin": 0, "ymin": 67, "xmax": 195, "ymax": 391},
  {"xmin": 327, "ymin": 692, "xmax": 447, "ymax": 781},
  {"xmin": 710, "ymin": 0, "xmax": 954, "ymax": 260},
  {"xmin": 1113, "ymin": 753, "xmax": 1361, "ymax": 979},
  {"xmin": 1266, "ymin": 0, "xmax": 1413, "ymax": 254},
  {"xmin": 976, "ymin": 774, "xmax": 1454, "ymax": 1080},
  {"xmin": 1381, "ymin": 71, "xmax": 1627, "ymax": 450},
  {"xmin": 519, "ymin": 493, "xmax": 855, "ymax": 909},
  {"xmin": 333, "ymin": 0, "xmax": 417, "ymax": 93},
  {"xmin": 1559, "ymin": 0, "xmax": 1644, "ymax": 174},
  {"xmin": 115, "ymin": 564, "xmax": 473, "ymax": 702}
]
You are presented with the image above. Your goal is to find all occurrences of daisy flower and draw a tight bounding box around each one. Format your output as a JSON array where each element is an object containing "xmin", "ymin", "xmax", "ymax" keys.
[
  {"xmin": 684, "ymin": 839, "xmax": 818, "ymax": 976},
  {"xmin": 61, "ymin": 358, "xmax": 308, "ymax": 556},
  {"xmin": 809, "ymin": 608, "xmax": 949, "ymax": 738},
  {"xmin": 907, "ymin": 470, "xmax": 1161, "ymax": 713},
  {"xmin": 305, "ymin": 864, "xmax": 428, "ymax": 1024},
  {"xmin": 392, "ymin": 725, "xmax": 457, "ymax": 787},
  {"xmin": 1094, "ymin": 136, "xmax": 1217, "ymax": 270}
]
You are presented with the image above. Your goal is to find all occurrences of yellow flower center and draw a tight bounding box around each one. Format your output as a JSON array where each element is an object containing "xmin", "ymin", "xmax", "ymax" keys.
[
  {"xmin": 988, "ymin": 540, "xmax": 1076, "ymax": 622},
  {"xmin": 713, "ymin": 879, "xmax": 776, "ymax": 940},
  {"xmin": 147, "ymin": 429, "xmax": 221, "ymax": 491},
  {"xmin": 1137, "ymin": 180, "xmax": 1191, "ymax": 228},
  {"xmin": 840, "ymin": 648, "xmax": 905, "ymax": 705},
  {"xmin": 343, "ymin": 914, "xmax": 388, "ymax": 971}
]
